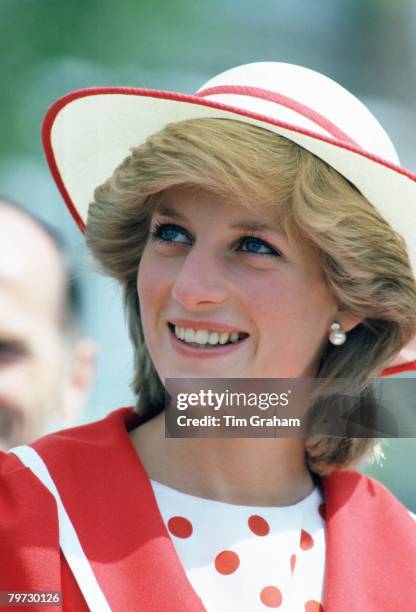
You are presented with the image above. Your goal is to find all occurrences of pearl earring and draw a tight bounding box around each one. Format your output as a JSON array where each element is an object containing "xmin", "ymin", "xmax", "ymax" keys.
[{"xmin": 329, "ymin": 321, "xmax": 346, "ymax": 345}]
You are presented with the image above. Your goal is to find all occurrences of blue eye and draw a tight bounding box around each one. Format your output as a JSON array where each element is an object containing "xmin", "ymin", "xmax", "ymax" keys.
[
  {"xmin": 238, "ymin": 236, "xmax": 280, "ymax": 257},
  {"xmin": 149, "ymin": 222, "xmax": 191, "ymax": 244},
  {"xmin": 149, "ymin": 222, "xmax": 280, "ymax": 258}
]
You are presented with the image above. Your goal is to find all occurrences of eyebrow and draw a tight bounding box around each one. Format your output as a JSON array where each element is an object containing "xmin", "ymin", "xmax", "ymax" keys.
[
  {"xmin": 153, "ymin": 204, "xmax": 280, "ymax": 234},
  {"xmin": 0, "ymin": 338, "xmax": 30, "ymax": 355}
]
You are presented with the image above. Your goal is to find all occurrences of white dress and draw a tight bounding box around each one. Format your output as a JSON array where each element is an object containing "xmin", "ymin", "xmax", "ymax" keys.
[{"xmin": 150, "ymin": 479, "xmax": 326, "ymax": 611}]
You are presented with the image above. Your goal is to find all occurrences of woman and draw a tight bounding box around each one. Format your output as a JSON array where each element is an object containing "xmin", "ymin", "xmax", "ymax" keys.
[{"xmin": 1, "ymin": 62, "xmax": 416, "ymax": 611}]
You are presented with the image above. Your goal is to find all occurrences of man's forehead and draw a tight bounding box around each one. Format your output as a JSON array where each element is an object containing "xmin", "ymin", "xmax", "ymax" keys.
[
  {"xmin": 0, "ymin": 291, "xmax": 50, "ymax": 343},
  {"xmin": 0, "ymin": 204, "xmax": 67, "ymax": 322}
]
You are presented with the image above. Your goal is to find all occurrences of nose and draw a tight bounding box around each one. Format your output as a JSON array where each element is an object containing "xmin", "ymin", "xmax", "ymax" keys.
[{"xmin": 171, "ymin": 245, "xmax": 230, "ymax": 309}]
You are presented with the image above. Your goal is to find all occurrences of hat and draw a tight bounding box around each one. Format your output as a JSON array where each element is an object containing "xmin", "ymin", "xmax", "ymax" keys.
[{"xmin": 42, "ymin": 61, "xmax": 416, "ymax": 374}]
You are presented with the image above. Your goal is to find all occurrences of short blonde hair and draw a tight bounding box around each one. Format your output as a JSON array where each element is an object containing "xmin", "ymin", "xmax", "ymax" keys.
[{"xmin": 86, "ymin": 118, "xmax": 416, "ymax": 475}]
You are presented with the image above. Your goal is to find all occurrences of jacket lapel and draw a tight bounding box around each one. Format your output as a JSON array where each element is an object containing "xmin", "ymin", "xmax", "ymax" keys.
[
  {"xmin": 34, "ymin": 408, "xmax": 205, "ymax": 611},
  {"xmin": 322, "ymin": 469, "xmax": 416, "ymax": 611},
  {"xmin": 35, "ymin": 409, "xmax": 416, "ymax": 611}
]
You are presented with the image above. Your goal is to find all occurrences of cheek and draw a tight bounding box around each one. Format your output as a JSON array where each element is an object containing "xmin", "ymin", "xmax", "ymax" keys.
[
  {"xmin": 0, "ymin": 361, "xmax": 34, "ymax": 403},
  {"xmin": 33, "ymin": 345, "xmax": 66, "ymax": 401},
  {"xmin": 248, "ymin": 275, "xmax": 334, "ymax": 345},
  {"xmin": 246, "ymin": 276, "xmax": 301, "ymax": 325},
  {"xmin": 136, "ymin": 250, "xmax": 172, "ymax": 339},
  {"xmin": 137, "ymin": 252, "xmax": 160, "ymax": 308},
  {"xmin": 0, "ymin": 349, "xmax": 61, "ymax": 410}
]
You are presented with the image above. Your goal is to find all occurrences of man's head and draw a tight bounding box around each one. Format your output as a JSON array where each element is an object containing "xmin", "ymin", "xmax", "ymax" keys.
[{"xmin": 0, "ymin": 198, "xmax": 95, "ymax": 449}]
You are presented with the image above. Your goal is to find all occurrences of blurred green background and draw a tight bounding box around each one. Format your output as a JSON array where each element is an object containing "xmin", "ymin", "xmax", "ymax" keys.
[{"xmin": 1, "ymin": 0, "xmax": 415, "ymax": 510}]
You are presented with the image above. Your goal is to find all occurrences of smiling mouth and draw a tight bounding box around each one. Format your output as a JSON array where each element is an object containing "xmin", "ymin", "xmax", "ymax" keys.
[{"xmin": 168, "ymin": 323, "xmax": 249, "ymax": 350}]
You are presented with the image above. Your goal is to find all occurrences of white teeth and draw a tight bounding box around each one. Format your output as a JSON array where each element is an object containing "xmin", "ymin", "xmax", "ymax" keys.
[
  {"xmin": 173, "ymin": 325, "xmax": 245, "ymax": 346},
  {"xmin": 195, "ymin": 329, "xmax": 209, "ymax": 344},
  {"xmin": 218, "ymin": 332, "xmax": 229, "ymax": 345},
  {"xmin": 208, "ymin": 331, "xmax": 219, "ymax": 345},
  {"xmin": 175, "ymin": 325, "xmax": 185, "ymax": 340},
  {"xmin": 185, "ymin": 328, "xmax": 195, "ymax": 342}
]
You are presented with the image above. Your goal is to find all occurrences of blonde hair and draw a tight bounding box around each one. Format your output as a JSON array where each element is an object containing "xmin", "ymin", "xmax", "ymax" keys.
[{"xmin": 86, "ymin": 118, "xmax": 416, "ymax": 475}]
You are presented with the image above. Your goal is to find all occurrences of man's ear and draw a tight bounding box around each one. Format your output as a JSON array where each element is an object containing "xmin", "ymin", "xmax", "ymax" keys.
[{"xmin": 61, "ymin": 338, "xmax": 96, "ymax": 425}]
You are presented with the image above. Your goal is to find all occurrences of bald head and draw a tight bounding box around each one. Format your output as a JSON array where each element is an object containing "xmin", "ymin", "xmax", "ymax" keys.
[
  {"xmin": 0, "ymin": 202, "xmax": 68, "ymax": 329},
  {"xmin": 0, "ymin": 199, "xmax": 94, "ymax": 449}
]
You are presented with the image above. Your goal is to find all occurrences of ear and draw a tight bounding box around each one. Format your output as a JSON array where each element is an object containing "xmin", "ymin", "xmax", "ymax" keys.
[
  {"xmin": 334, "ymin": 310, "xmax": 363, "ymax": 334},
  {"xmin": 60, "ymin": 338, "xmax": 97, "ymax": 425}
]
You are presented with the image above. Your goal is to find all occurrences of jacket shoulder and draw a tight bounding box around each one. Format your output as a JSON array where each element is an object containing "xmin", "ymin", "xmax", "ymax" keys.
[
  {"xmin": 323, "ymin": 468, "xmax": 416, "ymax": 527},
  {"xmin": 0, "ymin": 451, "xmax": 60, "ymax": 590},
  {"xmin": 0, "ymin": 408, "xmax": 136, "ymax": 595}
]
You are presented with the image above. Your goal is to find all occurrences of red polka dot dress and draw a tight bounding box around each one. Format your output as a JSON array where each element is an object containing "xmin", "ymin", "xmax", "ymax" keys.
[{"xmin": 151, "ymin": 479, "xmax": 326, "ymax": 611}]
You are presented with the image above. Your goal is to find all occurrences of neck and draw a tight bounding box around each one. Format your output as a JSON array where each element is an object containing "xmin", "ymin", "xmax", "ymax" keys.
[{"xmin": 131, "ymin": 411, "xmax": 316, "ymax": 506}]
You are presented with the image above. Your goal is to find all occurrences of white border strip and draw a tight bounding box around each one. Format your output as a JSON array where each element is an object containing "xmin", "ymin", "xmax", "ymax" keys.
[{"xmin": 10, "ymin": 445, "xmax": 111, "ymax": 611}]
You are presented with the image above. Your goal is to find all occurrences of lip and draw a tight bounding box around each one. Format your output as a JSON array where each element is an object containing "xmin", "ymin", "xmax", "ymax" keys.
[
  {"xmin": 168, "ymin": 324, "xmax": 249, "ymax": 359},
  {"xmin": 168, "ymin": 318, "xmax": 247, "ymax": 334}
]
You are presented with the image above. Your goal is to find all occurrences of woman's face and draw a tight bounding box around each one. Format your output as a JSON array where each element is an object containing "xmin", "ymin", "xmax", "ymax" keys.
[{"xmin": 137, "ymin": 186, "xmax": 340, "ymax": 382}]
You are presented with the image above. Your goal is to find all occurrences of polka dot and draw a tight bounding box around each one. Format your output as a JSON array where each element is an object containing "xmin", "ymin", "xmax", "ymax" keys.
[
  {"xmin": 167, "ymin": 516, "xmax": 193, "ymax": 538},
  {"xmin": 260, "ymin": 586, "xmax": 282, "ymax": 608},
  {"xmin": 304, "ymin": 600, "xmax": 324, "ymax": 612},
  {"xmin": 318, "ymin": 503, "xmax": 326, "ymax": 520},
  {"xmin": 248, "ymin": 515, "xmax": 270, "ymax": 536},
  {"xmin": 215, "ymin": 550, "xmax": 240, "ymax": 575},
  {"xmin": 290, "ymin": 553, "xmax": 296, "ymax": 574},
  {"xmin": 300, "ymin": 529, "xmax": 314, "ymax": 550}
]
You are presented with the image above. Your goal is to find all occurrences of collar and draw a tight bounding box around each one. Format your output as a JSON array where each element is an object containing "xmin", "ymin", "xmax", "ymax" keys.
[{"xmin": 33, "ymin": 407, "xmax": 416, "ymax": 611}]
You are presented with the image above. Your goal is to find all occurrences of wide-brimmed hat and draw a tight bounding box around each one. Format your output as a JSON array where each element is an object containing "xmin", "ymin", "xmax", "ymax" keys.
[{"xmin": 42, "ymin": 61, "xmax": 416, "ymax": 374}]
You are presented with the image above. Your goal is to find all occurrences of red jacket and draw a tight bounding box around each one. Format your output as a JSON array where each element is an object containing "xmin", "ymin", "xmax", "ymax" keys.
[{"xmin": 0, "ymin": 408, "xmax": 415, "ymax": 611}]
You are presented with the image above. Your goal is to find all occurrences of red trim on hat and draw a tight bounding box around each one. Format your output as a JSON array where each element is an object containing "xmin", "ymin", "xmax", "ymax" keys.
[
  {"xmin": 42, "ymin": 87, "xmax": 416, "ymax": 231},
  {"xmin": 380, "ymin": 360, "xmax": 416, "ymax": 377},
  {"xmin": 197, "ymin": 85, "xmax": 358, "ymax": 146},
  {"xmin": 42, "ymin": 98, "xmax": 87, "ymax": 234},
  {"xmin": 42, "ymin": 88, "xmax": 416, "ymax": 377}
]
